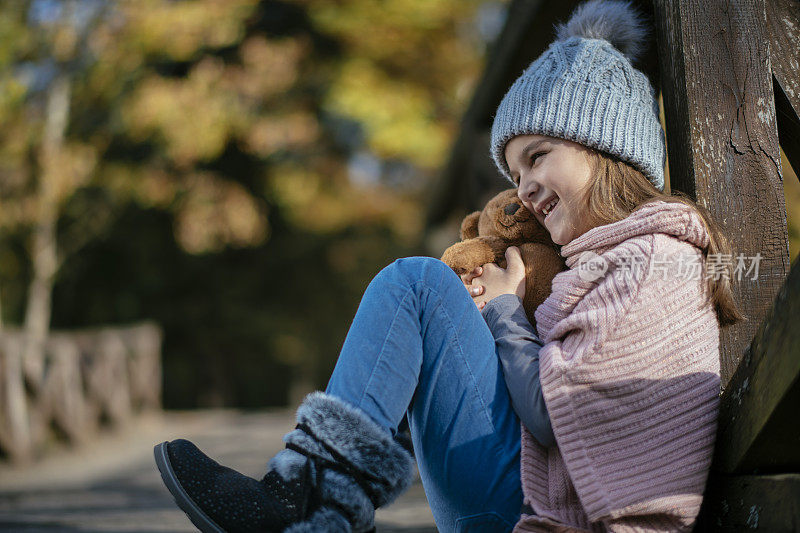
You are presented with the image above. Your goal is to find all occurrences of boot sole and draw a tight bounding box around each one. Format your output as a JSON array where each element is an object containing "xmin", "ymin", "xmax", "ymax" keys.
[{"xmin": 154, "ymin": 441, "xmax": 226, "ymax": 533}]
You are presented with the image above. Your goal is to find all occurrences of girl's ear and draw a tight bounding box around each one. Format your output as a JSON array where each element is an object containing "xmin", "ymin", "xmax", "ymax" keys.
[{"xmin": 460, "ymin": 211, "xmax": 482, "ymax": 240}]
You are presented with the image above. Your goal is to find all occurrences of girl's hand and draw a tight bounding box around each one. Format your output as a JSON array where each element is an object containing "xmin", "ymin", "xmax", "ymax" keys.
[{"xmin": 462, "ymin": 247, "xmax": 526, "ymax": 310}]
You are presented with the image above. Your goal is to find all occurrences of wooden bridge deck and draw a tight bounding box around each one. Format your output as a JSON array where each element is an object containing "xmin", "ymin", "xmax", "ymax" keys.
[{"xmin": 0, "ymin": 410, "xmax": 437, "ymax": 532}]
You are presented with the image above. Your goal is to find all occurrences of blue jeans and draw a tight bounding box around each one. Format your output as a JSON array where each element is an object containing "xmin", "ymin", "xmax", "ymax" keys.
[{"xmin": 326, "ymin": 257, "xmax": 522, "ymax": 532}]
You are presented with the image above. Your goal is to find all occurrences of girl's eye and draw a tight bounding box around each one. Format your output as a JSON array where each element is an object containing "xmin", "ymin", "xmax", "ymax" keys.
[{"xmin": 530, "ymin": 151, "xmax": 546, "ymax": 165}]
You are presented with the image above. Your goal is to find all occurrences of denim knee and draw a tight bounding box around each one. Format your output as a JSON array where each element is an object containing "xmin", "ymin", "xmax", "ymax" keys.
[{"xmin": 382, "ymin": 256, "xmax": 461, "ymax": 292}]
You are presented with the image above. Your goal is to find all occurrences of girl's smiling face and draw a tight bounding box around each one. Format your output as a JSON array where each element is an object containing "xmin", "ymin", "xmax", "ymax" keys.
[{"xmin": 505, "ymin": 134, "xmax": 596, "ymax": 246}]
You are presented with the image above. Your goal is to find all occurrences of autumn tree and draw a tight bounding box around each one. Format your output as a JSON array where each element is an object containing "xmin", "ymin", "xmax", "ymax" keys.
[{"xmin": 1, "ymin": 0, "xmax": 493, "ymax": 408}]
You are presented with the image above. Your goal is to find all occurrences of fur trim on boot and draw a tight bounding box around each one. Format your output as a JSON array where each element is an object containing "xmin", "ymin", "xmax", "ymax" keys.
[
  {"xmin": 283, "ymin": 507, "xmax": 351, "ymax": 533},
  {"xmin": 270, "ymin": 392, "xmax": 415, "ymax": 532}
]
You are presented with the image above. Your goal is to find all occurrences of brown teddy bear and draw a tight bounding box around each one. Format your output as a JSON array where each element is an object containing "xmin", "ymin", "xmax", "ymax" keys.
[{"xmin": 440, "ymin": 188, "xmax": 566, "ymax": 326}]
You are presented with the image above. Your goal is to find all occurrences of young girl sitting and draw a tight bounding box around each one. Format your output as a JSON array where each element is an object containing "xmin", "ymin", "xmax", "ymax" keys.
[{"xmin": 154, "ymin": 1, "xmax": 742, "ymax": 531}]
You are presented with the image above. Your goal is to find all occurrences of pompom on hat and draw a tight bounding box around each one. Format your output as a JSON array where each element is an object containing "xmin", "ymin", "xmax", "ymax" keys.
[{"xmin": 490, "ymin": 0, "xmax": 666, "ymax": 191}]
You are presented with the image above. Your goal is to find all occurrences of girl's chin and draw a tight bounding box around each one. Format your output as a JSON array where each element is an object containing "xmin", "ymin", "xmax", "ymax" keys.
[
  {"xmin": 544, "ymin": 214, "xmax": 562, "ymax": 242},
  {"xmin": 547, "ymin": 221, "xmax": 570, "ymax": 245}
]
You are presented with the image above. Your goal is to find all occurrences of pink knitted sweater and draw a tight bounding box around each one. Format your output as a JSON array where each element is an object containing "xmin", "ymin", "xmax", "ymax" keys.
[{"xmin": 515, "ymin": 200, "xmax": 721, "ymax": 532}]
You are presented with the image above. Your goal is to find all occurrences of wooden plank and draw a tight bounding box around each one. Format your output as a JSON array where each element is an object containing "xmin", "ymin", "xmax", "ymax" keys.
[
  {"xmin": 651, "ymin": 0, "xmax": 790, "ymax": 385},
  {"xmin": 714, "ymin": 254, "xmax": 800, "ymax": 473},
  {"xmin": 697, "ymin": 473, "xmax": 800, "ymax": 531},
  {"xmin": 766, "ymin": 0, "xmax": 800, "ymax": 176},
  {"xmin": 0, "ymin": 335, "xmax": 32, "ymax": 462}
]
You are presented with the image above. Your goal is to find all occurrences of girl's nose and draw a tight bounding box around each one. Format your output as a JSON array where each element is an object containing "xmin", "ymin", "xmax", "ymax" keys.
[{"xmin": 518, "ymin": 178, "xmax": 538, "ymax": 203}]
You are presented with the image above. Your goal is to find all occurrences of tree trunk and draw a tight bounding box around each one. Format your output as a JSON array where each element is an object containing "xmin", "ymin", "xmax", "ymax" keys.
[
  {"xmin": 24, "ymin": 72, "xmax": 69, "ymax": 358},
  {"xmin": 11, "ymin": 72, "xmax": 72, "ymax": 459}
]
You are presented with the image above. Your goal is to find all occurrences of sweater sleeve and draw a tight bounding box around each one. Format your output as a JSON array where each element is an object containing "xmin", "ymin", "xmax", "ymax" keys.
[{"xmin": 481, "ymin": 294, "xmax": 555, "ymax": 448}]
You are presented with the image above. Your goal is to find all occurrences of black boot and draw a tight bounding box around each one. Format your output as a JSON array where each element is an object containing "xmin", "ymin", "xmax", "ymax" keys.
[{"xmin": 154, "ymin": 392, "xmax": 414, "ymax": 532}]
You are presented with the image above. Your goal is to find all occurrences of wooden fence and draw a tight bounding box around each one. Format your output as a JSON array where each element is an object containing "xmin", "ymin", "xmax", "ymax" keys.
[{"xmin": 0, "ymin": 322, "xmax": 162, "ymax": 463}]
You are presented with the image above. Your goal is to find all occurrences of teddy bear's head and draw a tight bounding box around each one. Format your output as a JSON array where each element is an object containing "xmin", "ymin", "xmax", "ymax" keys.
[{"xmin": 460, "ymin": 188, "xmax": 553, "ymax": 244}]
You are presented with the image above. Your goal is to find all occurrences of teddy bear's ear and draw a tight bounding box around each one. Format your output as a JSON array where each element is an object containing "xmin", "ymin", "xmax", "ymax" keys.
[{"xmin": 460, "ymin": 211, "xmax": 481, "ymax": 240}]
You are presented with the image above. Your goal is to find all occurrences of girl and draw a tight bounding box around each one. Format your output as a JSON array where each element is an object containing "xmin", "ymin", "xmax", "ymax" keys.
[{"xmin": 154, "ymin": 1, "xmax": 742, "ymax": 531}]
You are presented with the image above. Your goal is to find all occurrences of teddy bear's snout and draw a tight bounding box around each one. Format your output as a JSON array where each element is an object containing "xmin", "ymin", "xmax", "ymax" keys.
[{"xmin": 504, "ymin": 203, "xmax": 521, "ymax": 216}]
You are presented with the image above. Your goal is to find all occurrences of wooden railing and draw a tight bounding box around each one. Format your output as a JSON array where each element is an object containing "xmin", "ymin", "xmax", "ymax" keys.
[{"xmin": 0, "ymin": 322, "xmax": 162, "ymax": 462}]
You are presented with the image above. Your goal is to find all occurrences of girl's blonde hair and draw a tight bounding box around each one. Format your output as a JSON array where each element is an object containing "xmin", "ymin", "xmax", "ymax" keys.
[{"xmin": 579, "ymin": 149, "xmax": 745, "ymax": 328}]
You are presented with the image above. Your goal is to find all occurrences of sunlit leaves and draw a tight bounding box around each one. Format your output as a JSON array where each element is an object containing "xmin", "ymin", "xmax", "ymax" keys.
[
  {"xmin": 123, "ymin": 58, "xmax": 246, "ymax": 166},
  {"xmin": 174, "ymin": 172, "xmax": 269, "ymax": 254},
  {"xmin": 49, "ymin": 141, "xmax": 98, "ymax": 204},
  {"xmin": 311, "ymin": 0, "xmax": 469, "ymax": 50},
  {"xmin": 101, "ymin": 164, "xmax": 270, "ymax": 254},
  {"xmin": 325, "ymin": 59, "xmax": 449, "ymax": 167},
  {"xmin": 0, "ymin": 5, "xmax": 33, "ymax": 66},
  {"xmin": 2, "ymin": 0, "xmax": 490, "ymax": 263},
  {"xmin": 307, "ymin": 0, "xmax": 484, "ymax": 168},
  {"xmin": 244, "ymin": 111, "xmax": 318, "ymax": 157},
  {"xmin": 119, "ymin": 0, "xmax": 258, "ymax": 62},
  {"xmin": 267, "ymin": 160, "xmax": 422, "ymax": 241},
  {"xmin": 0, "ymin": 0, "xmax": 499, "ymax": 404},
  {"xmin": 101, "ymin": 163, "xmax": 177, "ymax": 210},
  {"xmin": 231, "ymin": 36, "xmax": 306, "ymax": 101}
]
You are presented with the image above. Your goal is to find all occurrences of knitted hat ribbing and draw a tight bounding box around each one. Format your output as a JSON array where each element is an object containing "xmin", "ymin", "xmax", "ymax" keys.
[{"xmin": 490, "ymin": 0, "xmax": 666, "ymax": 191}]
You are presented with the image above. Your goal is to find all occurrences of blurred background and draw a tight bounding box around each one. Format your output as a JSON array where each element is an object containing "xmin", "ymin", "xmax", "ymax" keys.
[
  {"xmin": 0, "ymin": 0, "xmax": 509, "ymax": 418},
  {"xmin": 0, "ymin": 0, "xmax": 798, "ymax": 445}
]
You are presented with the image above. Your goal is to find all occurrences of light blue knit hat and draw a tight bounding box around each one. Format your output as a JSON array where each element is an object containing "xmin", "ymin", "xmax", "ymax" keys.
[{"xmin": 490, "ymin": 0, "xmax": 666, "ymax": 191}]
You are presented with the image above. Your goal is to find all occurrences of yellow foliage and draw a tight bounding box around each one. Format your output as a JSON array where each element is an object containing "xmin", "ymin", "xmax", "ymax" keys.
[
  {"xmin": 0, "ymin": 8, "xmax": 32, "ymax": 66},
  {"xmin": 0, "ymin": 107, "xmax": 33, "ymax": 175},
  {"xmin": 52, "ymin": 24, "xmax": 79, "ymax": 61},
  {"xmin": 269, "ymin": 164, "xmax": 321, "ymax": 211},
  {"xmin": 0, "ymin": 195, "xmax": 37, "ymax": 230},
  {"xmin": 325, "ymin": 59, "xmax": 450, "ymax": 167},
  {"xmin": 0, "ymin": 77, "xmax": 26, "ymax": 124},
  {"xmin": 50, "ymin": 142, "xmax": 99, "ymax": 205},
  {"xmin": 120, "ymin": 0, "xmax": 258, "ymax": 61},
  {"xmin": 311, "ymin": 0, "xmax": 472, "ymax": 41},
  {"xmin": 228, "ymin": 36, "xmax": 306, "ymax": 100},
  {"xmin": 123, "ymin": 58, "xmax": 247, "ymax": 166},
  {"xmin": 245, "ymin": 111, "xmax": 319, "ymax": 157},
  {"xmin": 268, "ymin": 161, "xmax": 422, "ymax": 240},
  {"xmin": 308, "ymin": 0, "xmax": 482, "ymax": 106},
  {"xmin": 102, "ymin": 164, "xmax": 178, "ymax": 210},
  {"xmin": 174, "ymin": 172, "xmax": 269, "ymax": 254},
  {"xmin": 0, "ymin": 0, "xmax": 483, "ymax": 257},
  {"xmin": 86, "ymin": 32, "xmax": 144, "ymax": 97},
  {"xmin": 305, "ymin": 0, "xmax": 484, "ymax": 169}
]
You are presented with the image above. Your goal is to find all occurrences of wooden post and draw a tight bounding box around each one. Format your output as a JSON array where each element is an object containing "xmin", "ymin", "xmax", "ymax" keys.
[
  {"xmin": 697, "ymin": 473, "xmax": 800, "ymax": 530},
  {"xmin": 0, "ymin": 335, "xmax": 31, "ymax": 462},
  {"xmin": 652, "ymin": 0, "xmax": 790, "ymax": 384},
  {"xmin": 714, "ymin": 254, "xmax": 800, "ymax": 473}
]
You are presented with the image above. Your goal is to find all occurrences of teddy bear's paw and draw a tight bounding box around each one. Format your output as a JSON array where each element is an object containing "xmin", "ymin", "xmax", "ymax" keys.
[{"xmin": 440, "ymin": 239, "xmax": 495, "ymax": 276}]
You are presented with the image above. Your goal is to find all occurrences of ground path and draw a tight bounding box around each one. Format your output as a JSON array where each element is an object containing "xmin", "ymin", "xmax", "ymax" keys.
[{"xmin": 0, "ymin": 410, "xmax": 436, "ymax": 532}]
